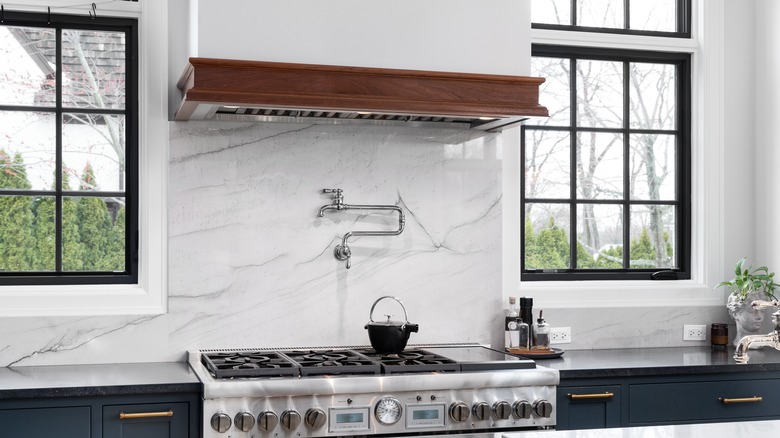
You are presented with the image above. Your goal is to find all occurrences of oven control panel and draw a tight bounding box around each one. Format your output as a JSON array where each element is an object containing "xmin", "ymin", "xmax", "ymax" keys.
[{"xmin": 203, "ymin": 386, "xmax": 556, "ymax": 437}]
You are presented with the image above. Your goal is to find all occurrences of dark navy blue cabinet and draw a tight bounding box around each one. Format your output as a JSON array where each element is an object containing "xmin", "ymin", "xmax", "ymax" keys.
[
  {"xmin": 0, "ymin": 405, "xmax": 91, "ymax": 438},
  {"xmin": 0, "ymin": 393, "xmax": 199, "ymax": 438},
  {"xmin": 103, "ymin": 402, "xmax": 190, "ymax": 438},
  {"xmin": 557, "ymin": 371, "xmax": 780, "ymax": 430},
  {"xmin": 556, "ymin": 385, "xmax": 621, "ymax": 430}
]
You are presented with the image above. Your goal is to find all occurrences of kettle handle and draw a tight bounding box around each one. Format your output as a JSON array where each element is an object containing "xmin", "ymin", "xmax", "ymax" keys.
[{"xmin": 368, "ymin": 296, "xmax": 410, "ymax": 324}]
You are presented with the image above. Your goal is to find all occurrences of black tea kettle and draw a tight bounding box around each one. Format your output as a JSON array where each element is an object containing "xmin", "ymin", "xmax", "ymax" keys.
[{"xmin": 364, "ymin": 296, "xmax": 419, "ymax": 354}]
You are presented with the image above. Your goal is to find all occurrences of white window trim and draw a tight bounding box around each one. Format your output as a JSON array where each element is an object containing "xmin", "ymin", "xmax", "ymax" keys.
[
  {"xmin": 0, "ymin": 0, "xmax": 168, "ymax": 317},
  {"xmin": 504, "ymin": 0, "xmax": 725, "ymax": 309}
]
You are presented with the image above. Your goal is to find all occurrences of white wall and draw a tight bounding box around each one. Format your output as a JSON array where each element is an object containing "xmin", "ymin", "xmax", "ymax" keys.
[
  {"xmin": 754, "ymin": 1, "xmax": 780, "ymax": 269},
  {"xmin": 191, "ymin": 0, "xmax": 530, "ymax": 75}
]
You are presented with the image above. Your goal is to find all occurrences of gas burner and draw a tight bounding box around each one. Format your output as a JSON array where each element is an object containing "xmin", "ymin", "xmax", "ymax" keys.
[
  {"xmin": 279, "ymin": 349, "xmax": 381, "ymax": 376},
  {"xmin": 301, "ymin": 351, "xmax": 349, "ymax": 362},
  {"xmin": 201, "ymin": 351, "xmax": 297, "ymax": 379},
  {"xmin": 357, "ymin": 348, "xmax": 461, "ymax": 374}
]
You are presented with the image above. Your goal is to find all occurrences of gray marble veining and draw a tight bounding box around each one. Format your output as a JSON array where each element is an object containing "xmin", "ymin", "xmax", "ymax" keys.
[{"xmin": 0, "ymin": 121, "xmax": 734, "ymax": 366}]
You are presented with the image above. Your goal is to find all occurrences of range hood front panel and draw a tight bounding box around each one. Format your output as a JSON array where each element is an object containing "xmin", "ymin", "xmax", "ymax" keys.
[{"xmin": 175, "ymin": 58, "xmax": 548, "ymax": 131}]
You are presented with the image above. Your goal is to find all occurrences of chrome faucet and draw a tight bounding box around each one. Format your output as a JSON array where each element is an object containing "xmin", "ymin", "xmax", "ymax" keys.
[
  {"xmin": 317, "ymin": 188, "xmax": 405, "ymax": 269},
  {"xmin": 734, "ymin": 299, "xmax": 780, "ymax": 363}
]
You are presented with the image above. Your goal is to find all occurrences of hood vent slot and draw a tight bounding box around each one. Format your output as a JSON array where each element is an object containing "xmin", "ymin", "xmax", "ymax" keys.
[{"xmin": 175, "ymin": 58, "xmax": 548, "ymax": 131}]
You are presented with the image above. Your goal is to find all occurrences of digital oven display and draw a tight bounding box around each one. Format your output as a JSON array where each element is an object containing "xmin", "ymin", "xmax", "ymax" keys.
[
  {"xmin": 329, "ymin": 407, "xmax": 370, "ymax": 433},
  {"xmin": 406, "ymin": 404, "xmax": 445, "ymax": 428},
  {"xmin": 336, "ymin": 412, "xmax": 364, "ymax": 424}
]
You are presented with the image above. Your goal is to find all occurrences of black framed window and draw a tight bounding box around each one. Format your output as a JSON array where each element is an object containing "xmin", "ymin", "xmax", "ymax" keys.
[
  {"xmin": 521, "ymin": 45, "xmax": 690, "ymax": 281},
  {"xmin": 0, "ymin": 11, "xmax": 138, "ymax": 285},
  {"xmin": 532, "ymin": 0, "xmax": 691, "ymax": 38}
]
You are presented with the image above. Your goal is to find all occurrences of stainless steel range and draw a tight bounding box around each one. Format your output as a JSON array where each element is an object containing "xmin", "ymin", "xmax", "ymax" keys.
[{"xmin": 188, "ymin": 344, "xmax": 558, "ymax": 438}]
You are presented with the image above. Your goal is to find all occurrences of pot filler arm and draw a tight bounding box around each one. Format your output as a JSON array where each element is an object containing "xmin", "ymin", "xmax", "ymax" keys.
[{"xmin": 317, "ymin": 188, "xmax": 405, "ymax": 269}]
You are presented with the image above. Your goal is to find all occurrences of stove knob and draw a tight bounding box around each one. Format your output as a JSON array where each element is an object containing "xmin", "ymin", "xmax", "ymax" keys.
[
  {"xmin": 305, "ymin": 408, "xmax": 327, "ymax": 429},
  {"xmin": 492, "ymin": 401, "xmax": 512, "ymax": 420},
  {"xmin": 513, "ymin": 400, "xmax": 532, "ymax": 419},
  {"xmin": 533, "ymin": 399, "xmax": 554, "ymax": 418},
  {"xmin": 257, "ymin": 411, "xmax": 279, "ymax": 431},
  {"xmin": 281, "ymin": 410, "xmax": 302, "ymax": 430},
  {"xmin": 472, "ymin": 402, "xmax": 490, "ymax": 421},
  {"xmin": 234, "ymin": 412, "xmax": 255, "ymax": 432},
  {"xmin": 449, "ymin": 402, "xmax": 470, "ymax": 422},
  {"xmin": 210, "ymin": 413, "xmax": 232, "ymax": 433}
]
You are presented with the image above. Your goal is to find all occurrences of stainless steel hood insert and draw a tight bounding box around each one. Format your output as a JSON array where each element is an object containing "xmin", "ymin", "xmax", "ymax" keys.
[{"xmin": 174, "ymin": 58, "xmax": 548, "ymax": 131}]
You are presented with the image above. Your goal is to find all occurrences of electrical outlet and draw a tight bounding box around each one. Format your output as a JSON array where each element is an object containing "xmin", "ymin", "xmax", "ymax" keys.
[
  {"xmin": 683, "ymin": 324, "xmax": 707, "ymax": 341},
  {"xmin": 550, "ymin": 327, "xmax": 571, "ymax": 344}
]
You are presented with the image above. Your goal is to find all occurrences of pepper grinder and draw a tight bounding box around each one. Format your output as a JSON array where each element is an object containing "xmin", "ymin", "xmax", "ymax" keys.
[{"xmin": 520, "ymin": 297, "xmax": 534, "ymax": 346}]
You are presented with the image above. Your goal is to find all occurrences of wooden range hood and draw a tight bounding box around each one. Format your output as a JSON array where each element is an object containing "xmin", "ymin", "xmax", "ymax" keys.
[{"xmin": 175, "ymin": 58, "xmax": 548, "ymax": 131}]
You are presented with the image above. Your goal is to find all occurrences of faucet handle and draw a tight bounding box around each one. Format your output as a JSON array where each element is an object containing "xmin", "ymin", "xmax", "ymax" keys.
[{"xmin": 322, "ymin": 188, "xmax": 344, "ymax": 206}]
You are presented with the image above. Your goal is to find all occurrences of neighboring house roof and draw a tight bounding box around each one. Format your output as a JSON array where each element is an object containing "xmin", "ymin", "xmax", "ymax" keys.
[{"xmin": 9, "ymin": 26, "xmax": 126, "ymax": 109}]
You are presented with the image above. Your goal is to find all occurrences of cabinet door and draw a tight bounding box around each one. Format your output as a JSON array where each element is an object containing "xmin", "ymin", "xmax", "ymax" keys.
[
  {"xmin": 556, "ymin": 385, "xmax": 621, "ymax": 430},
  {"xmin": 0, "ymin": 406, "xmax": 91, "ymax": 438},
  {"xmin": 103, "ymin": 402, "xmax": 189, "ymax": 438}
]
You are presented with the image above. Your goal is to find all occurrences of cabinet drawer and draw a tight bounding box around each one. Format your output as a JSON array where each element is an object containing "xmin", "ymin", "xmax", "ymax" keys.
[
  {"xmin": 0, "ymin": 406, "xmax": 90, "ymax": 438},
  {"xmin": 557, "ymin": 385, "xmax": 621, "ymax": 430},
  {"xmin": 103, "ymin": 402, "xmax": 189, "ymax": 438},
  {"xmin": 629, "ymin": 379, "xmax": 780, "ymax": 424}
]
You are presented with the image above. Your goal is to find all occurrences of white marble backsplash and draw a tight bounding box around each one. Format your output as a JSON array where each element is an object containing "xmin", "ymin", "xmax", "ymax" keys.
[
  {"xmin": 0, "ymin": 121, "xmax": 734, "ymax": 366},
  {"xmin": 166, "ymin": 122, "xmax": 504, "ymax": 352}
]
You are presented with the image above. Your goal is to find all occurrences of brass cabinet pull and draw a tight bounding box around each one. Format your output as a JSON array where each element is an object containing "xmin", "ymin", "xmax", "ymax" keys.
[
  {"xmin": 718, "ymin": 396, "xmax": 763, "ymax": 404},
  {"xmin": 119, "ymin": 410, "xmax": 174, "ymax": 419},
  {"xmin": 567, "ymin": 392, "xmax": 614, "ymax": 400}
]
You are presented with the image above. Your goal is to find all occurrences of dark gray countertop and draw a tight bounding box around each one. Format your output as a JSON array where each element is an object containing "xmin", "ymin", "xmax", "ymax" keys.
[
  {"xmin": 539, "ymin": 346, "xmax": 780, "ymax": 379},
  {"xmin": 0, "ymin": 362, "xmax": 202, "ymax": 399}
]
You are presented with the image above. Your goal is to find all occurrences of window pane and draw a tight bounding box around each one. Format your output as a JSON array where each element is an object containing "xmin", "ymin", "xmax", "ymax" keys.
[
  {"xmin": 578, "ymin": 0, "xmax": 624, "ymax": 29},
  {"xmin": 0, "ymin": 195, "xmax": 43, "ymax": 271},
  {"xmin": 0, "ymin": 26, "xmax": 56, "ymax": 107},
  {"xmin": 63, "ymin": 114, "xmax": 126, "ymax": 192},
  {"xmin": 524, "ymin": 204, "xmax": 570, "ymax": 270},
  {"xmin": 577, "ymin": 204, "xmax": 623, "ymax": 269},
  {"xmin": 630, "ymin": 134, "xmax": 676, "ymax": 201},
  {"xmin": 577, "ymin": 60, "xmax": 623, "ymax": 128},
  {"xmin": 576, "ymin": 132, "xmax": 623, "ymax": 200},
  {"xmin": 30, "ymin": 195, "xmax": 56, "ymax": 271},
  {"xmin": 62, "ymin": 196, "xmax": 126, "ymax": 272},
  {"xmin": 630, "ymin": 63, "xmax": 676, "ymax": 130},
  {"xmin": 630, "ymin": 205, "xmax": 675, "ymax": 268},
  {"xmin": 525, "ymin": 130, "xmax": 570, "ymax": 199},
  {"xmin": 630, "ymin": 0, "xmax": 677, "ymax": 32},
  {"xmin": 532, "ymin": 0, "xmax": 572, "ymax": 25},
  {"xmin": 0, "ymin": 111, "xmax": 56, "ymax": 190},
  {"xmin": 62, "ymin": 30, "xmax": 126, "ymax": 109},
  {"xmin": 532, "ymin": 57, "xmax": 571, "ymax": 126}
]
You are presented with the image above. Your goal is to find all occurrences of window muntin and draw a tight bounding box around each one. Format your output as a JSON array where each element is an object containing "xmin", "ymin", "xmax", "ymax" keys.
[
  {"xmin": 0, "ymin": 13, "xmax": 137, "ymax": 285},
  {"xmin": 521, "ymin": 46, "xmax": 690, "ymax": 281},
  {"xmin": 532, "ymin": 0, "xmax": 690, "ymax": 37}
]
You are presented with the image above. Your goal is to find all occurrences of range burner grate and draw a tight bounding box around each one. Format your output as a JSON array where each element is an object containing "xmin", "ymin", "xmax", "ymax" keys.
[
  {"xmin": 279, "ymin": 350, "xmax": 381, "ymax": 376},
  {"xmin": 356, "ymin": 349, "xmax": 461, "ymax": 374},
  {"xmin": 202, "ymin": 351, "xmax": 298, "ymax": 379}
]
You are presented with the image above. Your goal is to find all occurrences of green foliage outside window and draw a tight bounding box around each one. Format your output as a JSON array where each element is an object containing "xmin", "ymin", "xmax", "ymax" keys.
[
  {"xmin": 524, "ymin": 217, "xmax": 672, "ymax": 270},
  {"xmin": 0, "ymin": 150, "xmax": 125, "ymax": 273}
]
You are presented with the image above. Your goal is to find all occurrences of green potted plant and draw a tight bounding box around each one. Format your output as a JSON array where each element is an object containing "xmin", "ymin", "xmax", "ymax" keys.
[
  {"xmin": 717, "ymin": 257, "xmax": 778, "ymax": 302},
  {"xmin": 717, "ymin": 257, "xmax": 778, "ymax": 347}
]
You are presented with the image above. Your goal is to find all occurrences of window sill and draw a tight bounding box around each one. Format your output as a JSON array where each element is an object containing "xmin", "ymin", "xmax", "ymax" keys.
[
  {"xmin": 519, "ymin": 280, "xmax": 724, "ymax": 309},
  {"xmin": 0, "ymin": 283, "xmax": 165, "ymax": 317}
]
